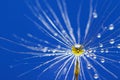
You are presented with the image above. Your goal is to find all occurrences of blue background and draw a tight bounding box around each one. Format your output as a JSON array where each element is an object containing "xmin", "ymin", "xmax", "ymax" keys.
[{"xmin": 0, "ymin": 0, "xmax": 120, "ymax": 80}]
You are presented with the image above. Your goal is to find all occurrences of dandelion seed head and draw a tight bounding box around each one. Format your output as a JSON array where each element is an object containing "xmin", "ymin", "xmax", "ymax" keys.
[{"xmin": 72, "ymin": 44, "xmax": 85, "ymax": 56}]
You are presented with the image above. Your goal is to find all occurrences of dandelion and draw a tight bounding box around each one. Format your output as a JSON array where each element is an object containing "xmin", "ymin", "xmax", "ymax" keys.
[{"xmin": 0, "ymin": 0, "xmax": 120, "ymax": 80}]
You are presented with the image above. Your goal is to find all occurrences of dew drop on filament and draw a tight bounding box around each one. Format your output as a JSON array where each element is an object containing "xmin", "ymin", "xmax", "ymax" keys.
[
  {"xmin": 109, "ymin": 39, "xmax": 115, "ymax": 44},
  {"xmin": 99, "ymin": 43, "xmax": 103, "ymax": 47},
  {"xmin": 109, "ymin": 24, "xmax": 114, "ymax": 30},
  {"xmin": 94, "ymin": 74, "xmax": 99, "ymax": 79},
  {"xmin": 117, "ymin": 44, "xmax": 120, "ymax": 48},
  {"xmin": 101, "ymin": 49, "xmax": 104, "ymax": 53},
  {"xmin": 105, "ymin": 49, "xmax": 109, "ymax": 53},
  {"xmin": 87, "ymin": 64, "xmax": 92, "ymax": 69},
  {"xmin": 97, "ymin": 33, "xmax": 101, "ymax": 38},
  {"xmin": 54, "ymin": 33, "xmax": 58, "ymax": 36},
  {"xmin": 93, "ymin": 11, "xmax": 98, "ymax": 18},
  {"xmin": 101, "ymin": 58, "xmax": 105, "ymax": 63}
]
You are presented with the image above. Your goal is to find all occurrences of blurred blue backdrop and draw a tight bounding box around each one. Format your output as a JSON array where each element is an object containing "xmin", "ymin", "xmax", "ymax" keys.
[{"xmin": 0, "ymin": 0, "xmax": 120, "ymax": 80}]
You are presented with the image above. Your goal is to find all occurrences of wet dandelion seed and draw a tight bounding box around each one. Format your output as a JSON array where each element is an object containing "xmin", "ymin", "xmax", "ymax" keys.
[
  {"xmin": 72, "ymin": 44, "xmax": 84, "ymax": 80},
  {"xmin": 72, "ymin": 44, "xmax": 84, "ymax": 56},
  {"xmin": 0, "ymin": 0, "xmax": 120, "ymax": 80}
]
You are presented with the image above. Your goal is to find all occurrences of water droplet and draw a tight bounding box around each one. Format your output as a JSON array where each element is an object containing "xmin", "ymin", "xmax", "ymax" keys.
[
  {"xmin": 101, "ymin": 58, "xmax": 105, "ymax": 63},
  {"xmin": 105, "ymin": 49, "xmax": 109, "ymax": 53},
  {"xmin": 97, "ymin": 33, "xmax": 101, "ymax": 38},
  {"xmin": 52, "ymin": 50, "xmax": 56, "ymax": 53},
  {"xmin": 117, "ymin": 44, "xmax": 120, "ymax": 48},
  {"xmin": 54, "ymin": 33, "xmax": 58, "ymax": 36},
  {"xmin": 88, "ymin": 49, "xmax": 93, "ymax": 53},
  {"xmin": 93, "ymin": 50, "xmax": 96, "ymax": 52},
  {"xmin": 48, "ymin": 49, "xmax": 51, "ymax": 52},
  {"xmin": 101, "ymin": 49, "xmax": 104, "ymax": 53},
  {"xmin": 99, "ymin": 43, "xmax": 103, "ymax": 47},
  {"xmin": 93, "ymin": 12, "xmax": 98, "ymax": 18},
  {"xmin": 93, "ymin": 55, "xmax": 97, "ymax": 59},
  {"xmin": 109, "ymin": 24, "xmax": 114, "ymax": 30},
  {"xmin": 87, "ymin": 64, "xmax": 92, "ymax": 69},
  {"xmin": 86, "ymin": 54, "xmax": 90, "ymax": 57},
  {"xmin": 94, "ymin": 74, "xmax": 99, "ymax": 79},
  {"xmin": 109, "ymin": 39, "xmax": 115, "ymax": 44}
]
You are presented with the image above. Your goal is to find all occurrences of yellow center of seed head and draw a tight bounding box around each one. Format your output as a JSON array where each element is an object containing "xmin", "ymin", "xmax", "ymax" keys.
[{"xmin": 72, "ymin": 44, "xmax": 84, "ymax": 56}]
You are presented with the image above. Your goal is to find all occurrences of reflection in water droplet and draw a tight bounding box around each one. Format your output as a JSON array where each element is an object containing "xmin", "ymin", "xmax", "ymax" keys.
[
  {"xmin": 99, "ymin": 43, "xmax": 103, "ymax": 47},
  {"xmin": 88, "ymin": 49, "xmax": 93, "ymax": 53},
  {"xmin": 93, "ymin": 12, "xmax": 98, "ymax": 18},
  {"xmin": 109, "ymin": 24, "xmax": 114, "ymax": 30},
  {"xmin": 93, "ymin": 55, "xmax": 97, "ymax": 59},
  {"xmin": 105, "ymin": 49, "xmax": 109, "ymax": 53},
  {"xmin": 97, "ymin": 33, "xmax": 101, "ymax": 38},
  {"xmin": 101, "ymin": 49, "xmax": 104, "ymax": 53},
  {"xmin": 109, "ymin": 39, "xmax": 115, "ymax": 44},
  {"xmin": 87, "ymin": 64, "xmax": 92, "ymax": 69},
  {"xmin": 94, "ymin": 74, "xmax": 99, "ymax": 79},
  {"xmin": 101, "ymin": 58, "xmax": 105, "ymax": 63},
  {"xmin": 117, "ymin": 44, "xmax": 120, "ymax": 48}
]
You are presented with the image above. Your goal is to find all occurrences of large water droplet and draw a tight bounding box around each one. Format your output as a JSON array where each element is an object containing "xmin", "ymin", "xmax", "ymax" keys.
[
  {"xmin": 101, "ymin": 58, "xmax": 105, "ymax": 63},
  {"xmin": 105, "ymin": 49, "xmax": 109, "ymax": 53},
  {"xmin": 109, "ymin": 24, "xmax": 114, "ymax": 30},
  {"xmin": 42, "ymin": 47, "xmax": 48, "ymax": 52},
  {"xmin": 109, "ymin": 39, "xmax": 115, "ymax": 44},
  {"xmin": 93, "ymin": 12, "xmax": 98, "ymax": 18},
  {"xmin": 94, "ymin": 74, "xmax": 99, "ymax": 79},
  {"xmin": 117, "ymin": 44, "xmax": 120, "ymax": 48},
  {"xmin": 101, "ymin": 49, "xmax": 104, "ymax": 53},
  {"xmin": 87, "ymin": 64, "xmax": 92, "ymax": 69},
  {"xmin": 97, "ymin": 33, "xmax": 101, "ymax": 38}
]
